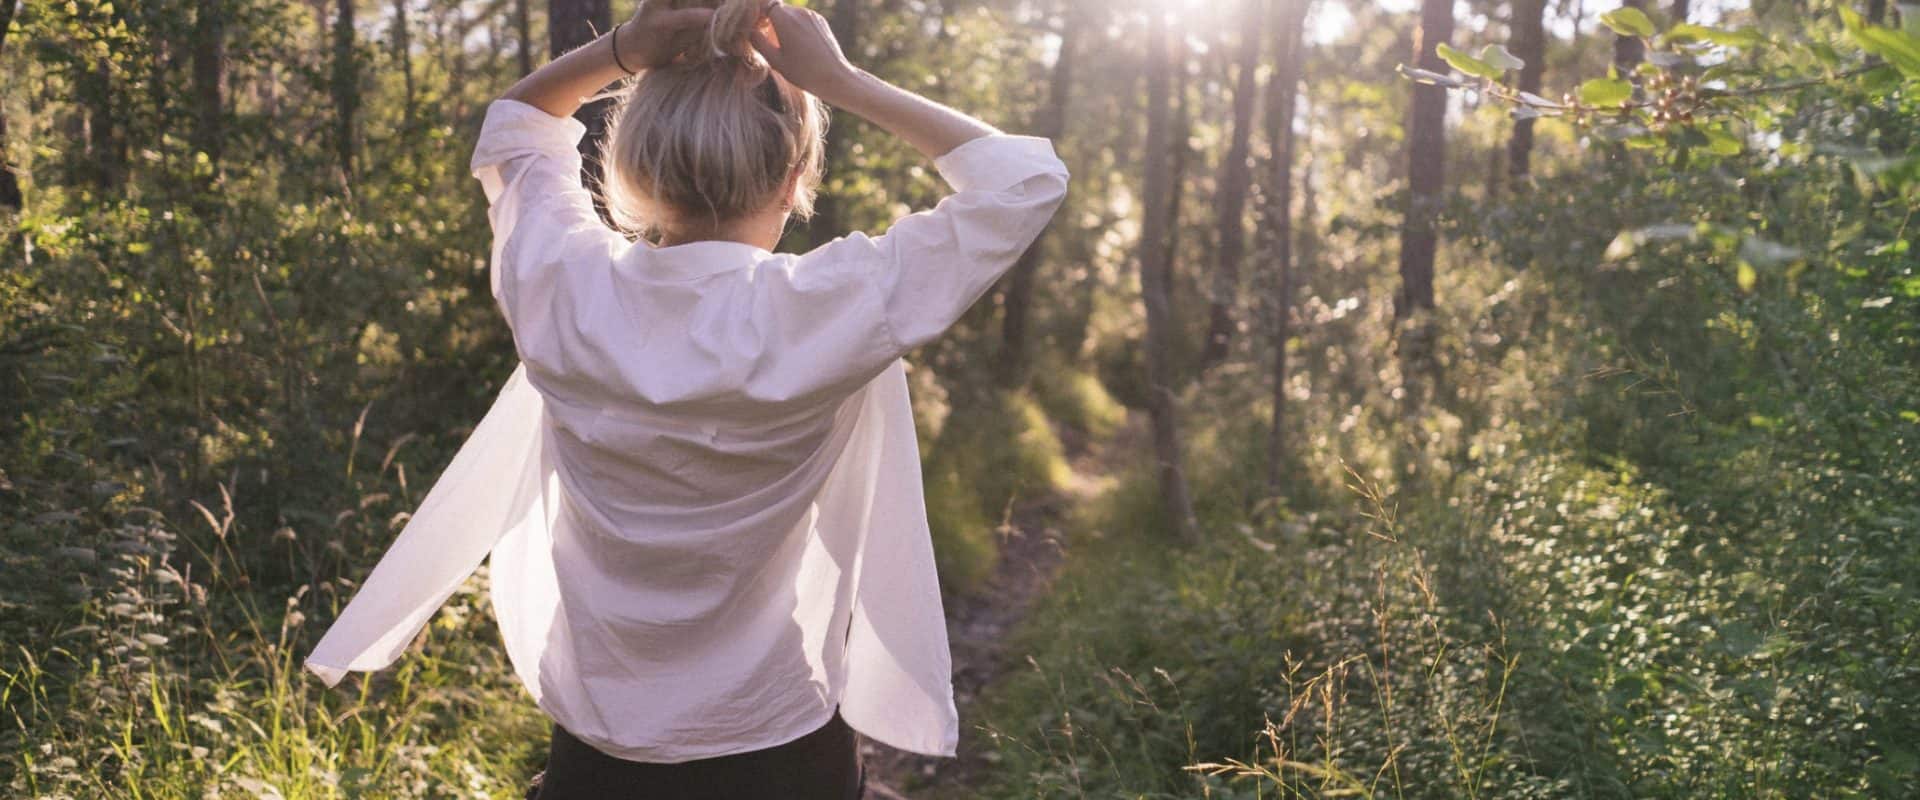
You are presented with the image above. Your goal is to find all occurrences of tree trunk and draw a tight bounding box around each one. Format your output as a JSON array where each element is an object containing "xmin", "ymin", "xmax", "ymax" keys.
[
  {"xmin": 1165, "ymin": 30, "xmax": 1193, "ymax": 290},
  {"xmin": 332, "ymin": 0, "xmax": 360, "ymax": 180},
  {"xmin": 1140, "ymin": 11, "xmax": 1200, "ymax": 541},
  {"xmin": 0, "ymin": 0, "xmax": 22, "ymax": 210},
  {"xmin": 191, "ymin": 0, "xmax": 227, "ymax": 162},
  {"xmin": 806, "ymin": 0, "xmax": 862, "ymax": 245},
  {"xmin": 1866, "ymin": 0, "xmax": 1887, "ymax": 22},
  {"xmin": 1397, "ymin": 0, "xmax": 1452, "ymax": 320},
  {"xmin": 517, "ymin": 0, "xmax": 535, "ymax": 75},
  {"xmin": 1264, "ymin": 0, "xmax": 1308, "ymax": 493},
  {"xmin": 996, "ymin": 1, "xmax": 1078, "ymax": 387},
  {"xmin": 392, "ymin": 0, "xmax": 416, "ymax": 130},
  {"xmin": 1198, "ymin": 0, "xmax": 1267, "ymax": 371},
  {"xmin": 550, "ymin": 0, "xmax": 613, "ymax": 189},
  {"xmin": 1673, "ymin": 0, "xmax": 1690, "ymax": 22},
  {"xmin": 1508, "ymin": 0, "xmax": 1546, "ymax": 182},
  {"xmin": 1613, "ymin": 0, "xmax": 1646, "ymax": 74}
]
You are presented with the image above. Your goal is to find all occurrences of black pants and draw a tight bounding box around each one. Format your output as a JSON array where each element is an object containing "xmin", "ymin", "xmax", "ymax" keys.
[{"xmin": 528, "ymin": 710, "xmax": 865, "ymax": 800}]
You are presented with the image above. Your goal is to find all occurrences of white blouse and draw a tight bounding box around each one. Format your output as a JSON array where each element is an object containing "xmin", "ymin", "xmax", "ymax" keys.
[{"xmin": 305, "ymin": 98, "xmax": 1069, "ymax": 763}]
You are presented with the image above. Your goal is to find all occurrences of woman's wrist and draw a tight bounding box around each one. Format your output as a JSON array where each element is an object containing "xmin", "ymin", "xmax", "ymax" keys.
[
  {"xmin": 820, "ymin": 68, "xmax": 884, "ymax": 116},
  {"xmin": 609, "ymin": 21, "xmax": 641, "ymax": 75}
]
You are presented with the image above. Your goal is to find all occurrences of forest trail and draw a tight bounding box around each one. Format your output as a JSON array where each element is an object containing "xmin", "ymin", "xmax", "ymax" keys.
[{"xmin": 860, "ymin": 414, "xmax": 1138, "ymax": 798}]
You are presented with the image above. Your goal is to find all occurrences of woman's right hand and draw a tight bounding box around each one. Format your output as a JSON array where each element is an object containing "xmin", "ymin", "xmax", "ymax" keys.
[{"xmin": 749, "ymin": 1, "xmax": 862, "ymax": 106}]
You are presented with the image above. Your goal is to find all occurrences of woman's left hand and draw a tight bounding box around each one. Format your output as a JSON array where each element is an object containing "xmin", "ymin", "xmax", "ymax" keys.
[{"xmin": 617, "ymin": 1, "xmax": 719, "ymax": 70}]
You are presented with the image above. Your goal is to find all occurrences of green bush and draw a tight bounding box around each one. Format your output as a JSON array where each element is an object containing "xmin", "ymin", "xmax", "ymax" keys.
[{"xmin": 1030, "ymin": 357, "xmax": 1128, "ymax": 442}]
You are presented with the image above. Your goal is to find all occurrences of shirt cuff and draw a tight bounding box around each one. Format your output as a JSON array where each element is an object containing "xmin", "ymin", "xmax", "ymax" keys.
[
  {"xmin": 932, "ymin": 134, "xmax": 1067, "ymax": 194},
  {"xmin": 470, "ymin": 98, "xmax": 591, "ymax": 175}
]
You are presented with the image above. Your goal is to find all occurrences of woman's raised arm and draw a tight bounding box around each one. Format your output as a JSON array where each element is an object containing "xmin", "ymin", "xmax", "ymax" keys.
[
  {"xmin": 500, "ymin": 2, "xmax": 717, "ymax": 119},
  {"xmin": 749, "ymin": 1, "xmax": 1000, "ymax": 160}
]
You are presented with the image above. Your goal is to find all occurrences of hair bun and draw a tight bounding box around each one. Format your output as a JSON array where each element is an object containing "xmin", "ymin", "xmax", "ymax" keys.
[{"xmin": 658, "ymin": 0, "xmax": 765, "ymax": 66}]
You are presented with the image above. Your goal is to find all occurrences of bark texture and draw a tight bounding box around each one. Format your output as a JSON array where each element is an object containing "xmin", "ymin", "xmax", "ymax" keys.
[
  {"xmin": 0, "ymin": 0, "xmax": 22, "ymax": 209},
  {"xmin": 1140, "ymin": 11, "xmax": 1200, "ymax": 541},
  {"xmin": 996, "ymin": 1, "xmax": 1078, "ymax": 386},
  {"xmin": 1508, "ymin": 0, "xmax": 1546, "ymax": 182},
  {"xmin": 332, "ymin": 0, "xmax": 360, "ymax": 179},
  {"xmin": 1264, "ymin": 0, "xmax": 1308, "ymax": 492},
  {"xmin": 1198, "ymin": 0, "xmax": 1267, "ymax": 370},
  {"xmin": 1396, "ymin": 0, "xmax": 1453, "ymax": 320},
  {"xmin": 191, "ymin": 0, "xmax": 227, "ymax": 161}
]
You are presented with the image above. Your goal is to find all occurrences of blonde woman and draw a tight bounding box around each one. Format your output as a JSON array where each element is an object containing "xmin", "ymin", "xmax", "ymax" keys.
[{"xmin": 304, "ymin": 0, "xmax": 1068, "ymax": 797}]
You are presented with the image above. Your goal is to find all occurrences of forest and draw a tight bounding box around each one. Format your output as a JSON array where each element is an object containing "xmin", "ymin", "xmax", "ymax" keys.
[{"xmin": 2, "ymin": 0, "xmax": 1917, "ymax": 796}]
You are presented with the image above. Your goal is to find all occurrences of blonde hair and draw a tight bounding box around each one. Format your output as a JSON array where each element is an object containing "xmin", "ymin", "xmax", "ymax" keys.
[{"xmin": 602, "ymin": 0, "xmax": 829, "ymax": 241}]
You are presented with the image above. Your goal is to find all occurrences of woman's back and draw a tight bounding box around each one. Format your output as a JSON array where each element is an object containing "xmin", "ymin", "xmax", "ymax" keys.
[{"xmin": 308, "ymin": 0, "xmax": 1070, "ymax": 783}]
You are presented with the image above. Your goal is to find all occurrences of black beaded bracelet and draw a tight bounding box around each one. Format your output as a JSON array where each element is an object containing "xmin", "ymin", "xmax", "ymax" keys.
[{"xmin": 610, "ymin": 22, "xmax": 637, "ymax": 76}]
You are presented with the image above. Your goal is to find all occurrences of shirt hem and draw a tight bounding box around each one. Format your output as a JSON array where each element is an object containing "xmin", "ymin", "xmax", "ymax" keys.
[{"xmin": 540, "ymin": 701, "xmax": 843, "ymax": 765}]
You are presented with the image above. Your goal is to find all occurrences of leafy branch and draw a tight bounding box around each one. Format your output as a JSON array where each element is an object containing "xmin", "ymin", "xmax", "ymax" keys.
[{"xmin": 1397, "ymin": 9, "xmax": 1919, "ymax": 154}]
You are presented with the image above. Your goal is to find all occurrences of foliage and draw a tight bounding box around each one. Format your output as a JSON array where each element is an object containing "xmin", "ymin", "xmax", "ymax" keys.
[
  {"xmin": 974, "ymin": 3, "xmax": 1920, "ymax": 799},
  {"xmin": 3, "ymin": 0, "xmax": 1916, "ymax": 797}
]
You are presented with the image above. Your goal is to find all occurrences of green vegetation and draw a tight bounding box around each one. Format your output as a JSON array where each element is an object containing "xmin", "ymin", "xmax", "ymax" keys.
[
  {"xmin": 4, "ymin": 0, "xmax": 1916, "ymax": 798},
  {"xmin": 968, "ymin": 6, "xmax": 1920, "ymax": 797}
]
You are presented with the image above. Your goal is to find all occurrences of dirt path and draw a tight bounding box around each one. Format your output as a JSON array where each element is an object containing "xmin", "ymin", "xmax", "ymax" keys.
[{"xmin": 861, "ymin": 420, "xmax": 1128, "ymax": 799}]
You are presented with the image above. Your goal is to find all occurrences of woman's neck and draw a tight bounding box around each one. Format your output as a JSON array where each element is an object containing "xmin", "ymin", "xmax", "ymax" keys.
[{"xmin": 659, "ymin": 207, "xmax": 789, "ymax": 251}]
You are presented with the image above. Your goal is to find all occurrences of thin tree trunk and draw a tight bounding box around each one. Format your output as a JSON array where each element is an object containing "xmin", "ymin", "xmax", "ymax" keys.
[
  {"xmin": 1613, "ymin": 0, "xmax": 1647, "ymax": 74},
  {"xmin": 332, "ymin": 0, "xmax": 360, "ymax": 180},
  {"xmin": 1673, "ymin": 0, "xmax": 1689, "ymax": 22},
  {"xmin": 550, "ymin": 0, "xmax": 613, "ymax": 189},
  {"xmin": 392, "ymin": 0, "xmax": 416, "ymax": 130},
  {"xmin": 996, "ymin": 1, "xmax": 1078, "ymax": 387},
  {"xmin": 517, "ymin": 0, "xmax": 535, "ymax": 75},
  {"xmin": 1264, "ymin": 0, "xmax": 1308, "ymax": 493},
  {"xmin": 1508, "ymin": 0, "xmax": 1546, "ymax": 182},
  {"xmin": 1141, "ymin": 11, "xmax": 1200, "ymax": 541},
  {"xmin": 806, "ymin": 0, "xmax": 861, "ymax": 244},
  {"xmin": 1199, "ymin": 0, "xmax": 1267, "ymax": 370},
  {"xmin": 1397, "ymin": 0, "xmax": 1452, "ymax": 320},
  {"xmin": 0, "ymin": 0, "xmax": 22, "ymax": 210},
  {"xmin": 1163, "ymin": 29, "xmax": 1193, "ymax": 339},
  {"xmin": 79, "ymin": 0, "xmax": 128, "ymax": 191},
  {"xmin": 191, "ymin": 0, "xmax": 227, "ymax": 162},
  {"xmin": 1866, "ymin": 0, "xmax": 1887, "ymax": 22}
]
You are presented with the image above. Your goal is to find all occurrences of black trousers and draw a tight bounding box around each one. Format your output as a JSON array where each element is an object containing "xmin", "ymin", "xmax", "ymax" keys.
[{"xmin": 528, "ymin": 710, "xmax": 865, "ymax": 800}]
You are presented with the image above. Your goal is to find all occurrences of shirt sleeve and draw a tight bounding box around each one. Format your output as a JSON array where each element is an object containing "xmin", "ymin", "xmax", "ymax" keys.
[
  {"xmin": 794, "ymin": 133, "xmax": 1071, "ymax": 355},
  {"xmin": 469, "ymin": 98, "xmax": 626, "ymax": 334}
]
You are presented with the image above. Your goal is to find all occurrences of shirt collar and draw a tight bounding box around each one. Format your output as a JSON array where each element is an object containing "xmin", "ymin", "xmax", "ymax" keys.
[{"xmin": 621, "ymin": 239, "xmax": 774, "ymax": 281}]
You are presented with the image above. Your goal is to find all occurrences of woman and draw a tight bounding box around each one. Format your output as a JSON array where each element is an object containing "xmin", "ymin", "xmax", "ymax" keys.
[{"xmin": 304, "ymin": 0, "xmax": 1069, "ymax": 797}]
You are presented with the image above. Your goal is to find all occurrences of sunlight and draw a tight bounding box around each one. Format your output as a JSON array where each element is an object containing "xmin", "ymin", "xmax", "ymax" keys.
[{"xmin": 1308, "ymin": 2, "xmax": 1354, "ymax": 44}]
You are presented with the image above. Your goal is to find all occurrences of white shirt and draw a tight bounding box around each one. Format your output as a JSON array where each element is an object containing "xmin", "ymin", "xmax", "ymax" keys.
[{"xmin": 305, "ymin": 98, "xmax": 1069, "ymax": 763}]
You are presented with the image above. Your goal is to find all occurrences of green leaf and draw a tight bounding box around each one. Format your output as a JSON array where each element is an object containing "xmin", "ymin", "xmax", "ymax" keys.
[
  {"xmin": 1578, "ymin": 76, "xmax": 1634, "ymax": 106},
  {"xmin": 1703, "ymin": 126, "xmax": 1743, "ymax": 156},
  {"xmin": 1436, "ymin": 43, "xmax": 1504, "ymax": 80},
  {"xmin": 1477, "ymin": 44, "xmax": 1526, "ymax": 72},
  {"xmin": 1666, "ymin": 22, "xmax": 1765, "ymax": 48},
  {"xmin": 1842, "ymin": 7, "xmax": 1920, "ymax": 77},
  {"xmin": 1601, "ymin": 7, "xmax": 1656, "ymax": 38}
]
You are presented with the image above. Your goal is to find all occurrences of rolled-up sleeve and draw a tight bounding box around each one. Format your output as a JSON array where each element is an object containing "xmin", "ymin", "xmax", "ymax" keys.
[
  {"xmin": 470, "ymin": 99, "xmax": 623, "ymax": 332},
  {"xmin": 796, "ymin": 134, "xmax": 1071, "ymax": 354}
]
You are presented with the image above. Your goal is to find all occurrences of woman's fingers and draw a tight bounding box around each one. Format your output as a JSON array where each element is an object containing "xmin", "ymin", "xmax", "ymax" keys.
[{"xmin": 750, "ymin": 29, "xmax": 782, "ymax": 65}]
